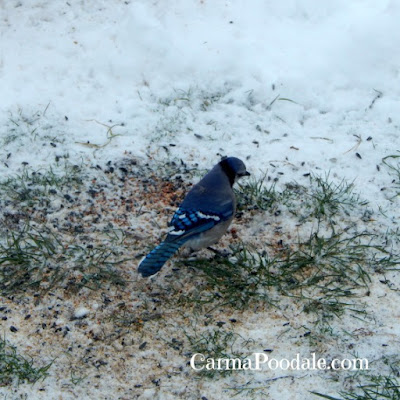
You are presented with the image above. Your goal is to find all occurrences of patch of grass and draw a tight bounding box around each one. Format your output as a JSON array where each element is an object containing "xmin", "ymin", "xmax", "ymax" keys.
[
  {"xmin": 0, "ymin": 336, "xmax": 52, "ymax": 386},
  {"xmin": 236, "ymin": 172, "xmax": 367, "ymax": 223},
  {"xmin": 67, "ymin": 242, "xmax": 127, "ymax": 291},
  {"xmin": 312, "ymin": 375, "xmax": 400, "ymax": 400},
  {"xmin": 0, "ymin": 162, "xmax": 83, "ymax": 208},
  {"xmin": 236, "ymin": 173, "xmax": 278, "ymax": 211},
  {"xmin": 0, "ymin": 223, "xmax": 64, "ymax": 294},
  {"xmin": 282, "ymin": 230, "xmax": 372, "ymax": 315},
  {"xmin": 0, "ymin": 161, "xmax": 134, "ymax": 296},
  {"xmin": 313, "ymin": 355, "xmax": 400, "ymax": 399},
  {"xmin": 0, "ymin": 222, "xmax": 126, "ymax": 296},
  {"xmin": 307, "ymin": 173, "xmax": 367, "ymax": 221},
  {"xmin": 180, "ymin": 244, "xmax": 278, "ymax": 310},
  {"xmin": 179, "ymin": 224, "xmax": 379, "ymax": 325}
]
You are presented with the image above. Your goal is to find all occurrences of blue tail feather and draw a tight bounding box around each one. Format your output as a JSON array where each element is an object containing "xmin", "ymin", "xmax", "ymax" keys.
[{"xmin": 138, "ymin": 240, "xmax": 183, "ymax": 277}]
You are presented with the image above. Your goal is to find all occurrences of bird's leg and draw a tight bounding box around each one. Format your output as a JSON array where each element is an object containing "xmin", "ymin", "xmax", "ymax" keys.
[
  {"xmin": 179, "ymin": 247, "xmax": 198, "ymax": 260},
  {"xmin": 207, "ymin": 247, "xmax": 231, "ymax": 258}
]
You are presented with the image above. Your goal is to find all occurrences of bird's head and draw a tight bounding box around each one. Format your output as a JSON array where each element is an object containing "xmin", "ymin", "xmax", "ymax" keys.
[{"xmin": 220, "ymin": 156, "xmax": 250, "ymax": 186}]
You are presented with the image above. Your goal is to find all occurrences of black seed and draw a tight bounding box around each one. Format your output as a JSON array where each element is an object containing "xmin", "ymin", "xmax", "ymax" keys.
[
  {"xmin": 139, "ymin": 342, "xmax": 147, "ymax": 350},
  {"xmin": 88, "ymin": 189, "xmax": 97, "ymax": 198},
  {"xmin": 10, "ymin": 326, "xmax": 18, "ymax": 333}
]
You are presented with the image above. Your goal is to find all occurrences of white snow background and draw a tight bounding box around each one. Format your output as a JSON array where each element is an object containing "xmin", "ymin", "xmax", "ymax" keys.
[{"xmin": 1, "ymin": 0, "xmax": 400, "ymax": 399}]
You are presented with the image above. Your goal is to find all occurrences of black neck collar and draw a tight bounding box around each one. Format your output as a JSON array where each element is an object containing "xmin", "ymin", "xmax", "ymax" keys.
[{"xmin": 219, "ymin": 159, "xmax": 236, "ymax": 186}]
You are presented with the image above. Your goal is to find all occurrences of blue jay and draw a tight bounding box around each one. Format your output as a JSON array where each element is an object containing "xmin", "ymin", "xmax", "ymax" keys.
[{"xmin": 138, "ymin": 157, "xmax": 250, "ymax": 277}]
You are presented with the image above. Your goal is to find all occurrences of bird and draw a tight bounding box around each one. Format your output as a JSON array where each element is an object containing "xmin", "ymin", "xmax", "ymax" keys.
[{"xmin": 138, "ymin": 156, "xmax": 250, "ymax": 277}]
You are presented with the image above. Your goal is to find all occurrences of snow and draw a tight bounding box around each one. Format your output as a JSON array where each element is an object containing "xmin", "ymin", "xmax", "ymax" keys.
[
  {"xmin": 0, "ymin": 0, "xmax": 400, "ymax": 399},
  {"xmin": 73, "ymin": 307, "xmax": 90, "ymax": 319}
]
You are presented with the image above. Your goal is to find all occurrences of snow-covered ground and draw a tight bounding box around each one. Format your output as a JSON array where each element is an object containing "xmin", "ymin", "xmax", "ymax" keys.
[{"xmin": 1, "ymin": 1, "xmax": 400, "ymax": 399}]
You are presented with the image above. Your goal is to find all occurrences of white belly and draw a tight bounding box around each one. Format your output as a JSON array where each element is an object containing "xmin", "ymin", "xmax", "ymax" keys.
[{"xmin": 183, "ymin": 218, "xmax": 233, "ymax": 251}]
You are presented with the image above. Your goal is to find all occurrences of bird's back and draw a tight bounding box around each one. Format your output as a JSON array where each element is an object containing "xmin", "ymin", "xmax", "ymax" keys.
[{"xmin": 180, "ymin": 163, "xmax": 235, "ymax": 214}]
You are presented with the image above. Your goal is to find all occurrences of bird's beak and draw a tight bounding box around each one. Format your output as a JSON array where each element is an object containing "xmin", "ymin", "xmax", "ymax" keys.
[{"xmin": 242, "ymin": 171, "xmax": 251, "ymax": 177}]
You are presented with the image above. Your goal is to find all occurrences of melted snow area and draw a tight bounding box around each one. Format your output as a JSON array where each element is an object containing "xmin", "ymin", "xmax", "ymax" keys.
[{"xmin": 0, "ymin": 1, "xmax": 400, "ymax": 399}]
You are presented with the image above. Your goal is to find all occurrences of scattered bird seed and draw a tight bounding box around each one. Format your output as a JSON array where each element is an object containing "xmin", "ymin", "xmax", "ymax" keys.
[{"xmin": 139, "ymin": 342, "xmax": 147, "ymax": 350}]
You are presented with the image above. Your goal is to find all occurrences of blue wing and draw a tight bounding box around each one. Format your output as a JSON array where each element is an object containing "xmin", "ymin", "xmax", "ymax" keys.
[{"xmin": 165, "ymin": 207, "xmax": 233, "ymax": 243}]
